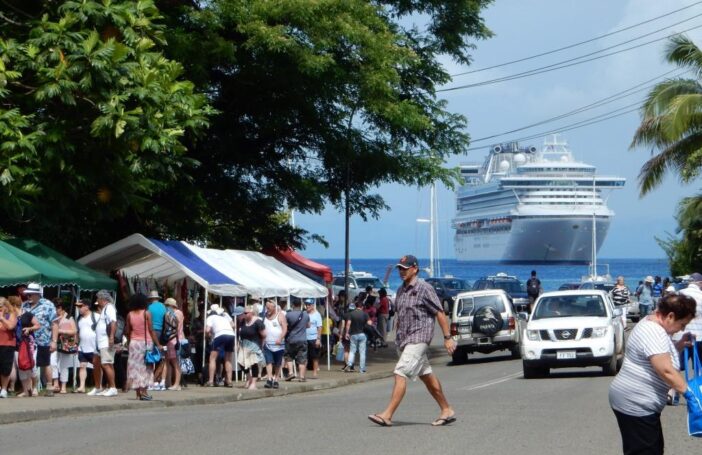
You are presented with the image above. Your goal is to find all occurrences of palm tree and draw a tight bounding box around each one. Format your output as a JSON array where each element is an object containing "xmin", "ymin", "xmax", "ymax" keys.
[{"xmin": 631, "ymin": 35, "xmax": 702, "ymax": 195}]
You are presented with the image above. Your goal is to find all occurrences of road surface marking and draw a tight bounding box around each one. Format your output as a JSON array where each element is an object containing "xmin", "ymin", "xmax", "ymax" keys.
[{"xmin": 458, "ymin": 371, "xmax": 523, "ymax": 391}]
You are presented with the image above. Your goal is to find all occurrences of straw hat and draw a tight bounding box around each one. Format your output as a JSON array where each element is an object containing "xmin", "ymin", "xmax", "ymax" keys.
[
  {"xmin": 23, "ymin": 283, "xmax": 42, "ymax": 295},
  {"xmin": 209, "ymin": 304, "xmax": 224, "ymax": 315},
  {"xmin": 147, "ymin": 290, "xmax": 161, "ymax": 299},
  {"xmin": 164, "ymin": 298, "xmax": 178, "ymax": 308}
]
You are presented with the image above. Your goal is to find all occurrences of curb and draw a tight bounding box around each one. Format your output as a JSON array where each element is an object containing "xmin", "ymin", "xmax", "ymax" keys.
[{"xmin": 0, "ymin": 369, "xmax": 396, "ymax": 425}]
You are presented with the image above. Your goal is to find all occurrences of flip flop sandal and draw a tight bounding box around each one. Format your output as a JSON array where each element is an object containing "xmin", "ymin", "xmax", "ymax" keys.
[
  {"xmin": 368, "ymin": 414, "xmax": 392, "ymax": 427},
  {"xmin": 431, "ymin": 415, "xmax": 457, "ymax": 426}
]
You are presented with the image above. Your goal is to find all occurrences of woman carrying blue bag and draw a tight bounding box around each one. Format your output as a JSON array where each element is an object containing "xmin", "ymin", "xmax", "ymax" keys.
[{"xmin": 609, "ymin": 293, "xmax": 702, "ymax": 454}]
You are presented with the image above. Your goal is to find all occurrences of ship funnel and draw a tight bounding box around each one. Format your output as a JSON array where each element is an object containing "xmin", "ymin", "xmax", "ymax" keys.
[{"xmin": 492, "ymin": 145, "xmax": 502, "ymax": 153}]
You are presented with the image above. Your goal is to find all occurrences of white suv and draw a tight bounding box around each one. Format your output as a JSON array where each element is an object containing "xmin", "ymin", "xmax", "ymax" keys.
[{"xmin": 521, "ymin": 290, "xmax": 625, "ymax": 378}]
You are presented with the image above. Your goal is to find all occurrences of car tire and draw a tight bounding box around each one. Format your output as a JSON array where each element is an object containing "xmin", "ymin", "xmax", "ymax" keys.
[
  {"xmin": 509, "ymin": 345, "xmax": 521, "ymax": 359},
  {"xmin": 523, "ymin": 361, "xmax": 548, "ymax": 379},
  {"xmin": 472, "ymin": 306, "xmax": 503, "ymax": 337},
  {"xmin": 602, "ymin": 352, "xmax": 618, "ymax": 376},
  {"xmin": 451, "ymin": 348, "xmax": 467, "ymax": 365}
]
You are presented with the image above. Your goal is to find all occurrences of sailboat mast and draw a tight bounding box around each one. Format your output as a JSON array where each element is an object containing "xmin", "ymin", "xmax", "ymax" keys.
[{"xmin": 591, "ymin": 175, "xmax": 597, "ymax": 279}]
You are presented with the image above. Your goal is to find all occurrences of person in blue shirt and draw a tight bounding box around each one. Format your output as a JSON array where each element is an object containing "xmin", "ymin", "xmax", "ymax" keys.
[
  {"xmin": 21, "ymin": 283, "xmax": 57, "ymax": 397},
  {"xmin": 146, "ymin": 291, "xmax": 167, "ymax": 390}
]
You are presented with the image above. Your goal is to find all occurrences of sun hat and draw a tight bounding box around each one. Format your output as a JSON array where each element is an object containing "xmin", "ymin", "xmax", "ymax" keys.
[
  {"xmin": 396, "ymin": 255, "xmax": 418, "ymax": 269},
  {"xmin": 644, "ymin": 276, "xmax": 654, "ymax": 283},
  {"xmin": 23, "ymin": 283, "xmax": 42, "ymax": 294},
  {"xmin": 147, "ymin": 290, "xmax": 161, "ymax": 300},
  {"xmin": 209, "ymin": 304, "xmax": 224, "ymax": 315},
  {"xmin": 304, "ymin": 298, "xmax": 315, "ymax": 306},
  {"xmin": 665, "ymin": 285, "xmax": 676, "ymax": 293},
  {"xmin": 164, "ymin": 298, "xmax": 178, "ymax": 307}
]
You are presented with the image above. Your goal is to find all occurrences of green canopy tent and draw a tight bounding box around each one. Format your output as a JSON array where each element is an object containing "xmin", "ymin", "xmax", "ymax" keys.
[
  {"xmin": 5, "ymin": 239, "xmax": 116, "ymax": 291},
  {"xmin": 0, "ymin": 240, "xmax": 81, "ymax": 288}
]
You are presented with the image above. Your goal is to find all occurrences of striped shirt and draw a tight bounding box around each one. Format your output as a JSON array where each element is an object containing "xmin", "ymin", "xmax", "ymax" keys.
[
  {"xmin": 609, "ymin": 285, "xmax": 630, "ymax": 306},
  {"xmin": 609, "ymin": 318, "xmax": 678, "ymax": 416},
  {"xmin": 680, "ymin": 283, "xmax": 702, "ymax": 339},
  {"xmin": 394, "ymin": 277, "xmax": 442, "ymax": 350}
]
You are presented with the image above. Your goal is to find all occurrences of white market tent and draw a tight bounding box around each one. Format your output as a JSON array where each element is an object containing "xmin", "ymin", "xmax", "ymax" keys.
[
  {"xmin": 77, "ymin": 234, "xmax": 247, "ymax": 296},
  {"xmin": 185, "ymin": 244, "xmax": 327, "ymax": 298}
]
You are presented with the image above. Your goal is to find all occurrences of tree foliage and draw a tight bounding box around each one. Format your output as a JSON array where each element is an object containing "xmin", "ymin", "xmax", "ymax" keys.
[
  {"xmin": 153, "ymin": 0, "xmax": 492, "ymax": 250},
  {"xmin": 0, "ymin": 0, "xmax": 213, "ymax": 254},
  {"xmin": 633, "ymin": 35, "xmax": 702, "ymax": 271},
  {"xmin": 0, "ymin": 0, "xmax": 493, "ymax": 255}
]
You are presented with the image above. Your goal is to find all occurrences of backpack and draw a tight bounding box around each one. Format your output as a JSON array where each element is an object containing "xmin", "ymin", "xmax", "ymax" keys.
[
  {"xmin": 160, "ymin": 309, "xmax": 178, "ymax": 344},
  {"xmin": 527, "ymin": 278, "xmax": 540, "ymax": 297},
  {"xmin": 18, "ymin": 335, "xmax": 34, "ymax": 371},
  {"xmin": 113, "ymin": 314, "xmax": 125, "ymax": 345}
]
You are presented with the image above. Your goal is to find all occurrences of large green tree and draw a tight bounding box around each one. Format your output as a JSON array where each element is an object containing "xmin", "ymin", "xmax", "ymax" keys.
[
  {"xmin": 154, "ymin": 0, "xmax": 493, "ymax": 250},
  {"xmin": 632, "ymin": 35, "xmax": 702, "ymax": 272},
  {"xmin": 1, "ymin": 0, "xmax": 492, "ymax": 255},
  {"xmin": 0, "ymin": 0, "xmax": 213, "ymax": 254}
]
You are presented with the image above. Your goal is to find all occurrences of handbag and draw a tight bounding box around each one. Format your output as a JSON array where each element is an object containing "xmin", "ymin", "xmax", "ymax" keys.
[
  {"xmin": 684, "ymin": 344, "xmax": 702, "ymax": 437},
  {"xmin": 335, "ymin": 341, "xmax": 345, "ymax": 362},
  {"xmin": 143, "ymin": 312, "xmax": 161, "ymax": 366},
  {"xmin": 178, "ymin": 340, "xmax": 191, "ymax": 359},
  {"xmin": 57, "ymin": 333, "xmax": 78, "ymax": 354},
  {"xmin": 180, "ymin": 356, "xmax": 195, "ymax": 375}
]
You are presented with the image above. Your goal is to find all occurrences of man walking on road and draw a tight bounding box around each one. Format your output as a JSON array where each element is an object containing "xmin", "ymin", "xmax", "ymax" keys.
[{"xmin": 368, "ymin": 255, "xmax": 456, "ymax": 427}]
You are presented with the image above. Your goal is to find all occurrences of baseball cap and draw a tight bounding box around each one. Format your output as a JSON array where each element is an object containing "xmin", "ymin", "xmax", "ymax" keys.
[
  {"xmin": 396, "ymin": 255, "xmax": 418, "ymax": 269},
  {"xmin": 348, "ymin": 303, "xmax": 356, "ymax": 310}
]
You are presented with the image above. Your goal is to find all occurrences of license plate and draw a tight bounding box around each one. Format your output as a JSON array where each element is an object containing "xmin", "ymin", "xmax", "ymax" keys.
[
  {"xmin": 458, "ymin": 326, "xmax": 471, "ymax": 334},
  {"xmin": 557, "ymin": 351, "xmax": 576, "ymax": 360}
]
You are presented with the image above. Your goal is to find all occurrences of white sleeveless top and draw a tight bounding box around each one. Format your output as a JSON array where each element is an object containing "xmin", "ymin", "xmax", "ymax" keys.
[{"xmin": 264, "ymin": 311, "xmax": 285, "ymax": 352}]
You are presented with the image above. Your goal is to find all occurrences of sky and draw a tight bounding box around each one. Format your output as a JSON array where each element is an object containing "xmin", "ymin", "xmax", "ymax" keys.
[{"xmin": 296, "ymin": 0, "xmax": 702, "ymax": 260}]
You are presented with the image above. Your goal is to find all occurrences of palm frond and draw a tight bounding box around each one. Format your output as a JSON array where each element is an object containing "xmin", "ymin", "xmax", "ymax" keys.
[
  {"xmin": 665, "ymin": 35, "xmax": 702, "ymax": 77},
  {"xmin": 638, "ymin": 131, "xmax": 702, "ymax": 195}
]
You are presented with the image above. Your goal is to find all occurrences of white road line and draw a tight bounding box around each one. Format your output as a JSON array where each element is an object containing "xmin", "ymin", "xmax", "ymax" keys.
[{"xmin": 458, "ymin": 371, "xmax": 523, "ymax": 391}]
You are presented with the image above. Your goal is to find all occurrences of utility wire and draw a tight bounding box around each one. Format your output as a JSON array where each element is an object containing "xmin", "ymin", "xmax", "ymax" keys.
[
  {"xmin": 465, "ymin": 106, "xmax": 642, "ymax": 152},
  {"xmin": 440, "ymin": 23, "xmax": 702, "ymax": 92},
  {"xmin": 469, "ymin": 68, "xmax": 686, "ymax": 143},
  {"xmin": 452, "ymin": 1, "xmax": 702, "ymax": 76}
]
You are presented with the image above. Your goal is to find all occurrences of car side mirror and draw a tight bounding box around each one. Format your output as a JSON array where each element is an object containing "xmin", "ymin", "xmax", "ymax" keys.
[
  {"xmin": 613, "ymin": 308, "xmax": 622, "ymax": 317},
  {"xmin": 517, "ymin": 312, "xmax": 529, "ymax": 321}
]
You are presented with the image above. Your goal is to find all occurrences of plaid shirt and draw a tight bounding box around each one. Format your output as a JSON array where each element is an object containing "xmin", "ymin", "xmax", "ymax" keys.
[{"xmin": 394, "ymin": 277, "xmax": 442, "ymax": 350}]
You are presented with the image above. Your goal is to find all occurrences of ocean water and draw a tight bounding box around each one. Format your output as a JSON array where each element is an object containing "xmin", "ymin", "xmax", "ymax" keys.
[{"xmin": 315, "ymin": 258, "xmax": 671, "ymax": 292}]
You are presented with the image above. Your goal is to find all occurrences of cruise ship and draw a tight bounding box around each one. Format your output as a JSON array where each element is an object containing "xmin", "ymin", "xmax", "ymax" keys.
[{"xmin": 453, "ymin": 136, "xmax": 625, "ymax": 263}]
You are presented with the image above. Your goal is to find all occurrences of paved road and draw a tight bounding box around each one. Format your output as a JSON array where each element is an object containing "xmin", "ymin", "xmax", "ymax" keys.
[{"xmin": 2, "ymin": 350, "xmax": 699, "ymax": 455}]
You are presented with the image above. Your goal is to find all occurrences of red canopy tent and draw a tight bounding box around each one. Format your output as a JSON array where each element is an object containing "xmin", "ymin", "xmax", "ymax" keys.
[{"xmin": 264, "ymin": 248, "xmax": 332, "ymax": 284}]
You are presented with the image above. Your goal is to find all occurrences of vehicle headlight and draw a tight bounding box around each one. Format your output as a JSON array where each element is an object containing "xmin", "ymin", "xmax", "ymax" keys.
[
  {"xmin": 526, "ymin": 330, "xmax": 540, "ymax": 341},
  {"xmin": 591, "ymin": 327, "xmax": 608, "ymax": 338}
]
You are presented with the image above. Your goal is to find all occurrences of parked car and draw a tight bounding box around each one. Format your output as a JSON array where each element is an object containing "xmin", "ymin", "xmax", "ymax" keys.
[
  {"xmin": 472, "ymin": 273, "xmax": 530, "ymax": 312},
  {"xmin": 425, "ymin": 277, "xmax": 471, "ymax": 314},
  {"xmin": 520, "ymin": 290, "xmax": 625, "ymax": 378},
  {"xmin": 449, "ymin": 289, "xmax": 524, "ymax": 364},
  {"xmin": 578, "ymin": 281, "xmax": 616, "ymax": 293},
  {"xmin": 331, "ymin": 271, "xmax": 394, "ymax": 302},
  {"xmin": 558, "ymin": 283, "xmax": 581, "ymax": 291}
]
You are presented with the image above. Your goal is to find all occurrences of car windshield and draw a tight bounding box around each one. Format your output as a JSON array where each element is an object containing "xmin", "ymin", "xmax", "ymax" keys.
[
  {"xmin": 443, "ymin": 279, "xmax": 469, "ymax": 290},
  {"xmin": 579, "ymin": 282, "xmax": 615, "ymax": 292},
  {"xmin": 493, "ymin": 280, "xmax": 525, "ymax": 294},
  {"xmin": 533, "ymin": 295, "xmax": 607, "ymax": 319},
  {"xmin": 356, "ymin": 278, "xmax": 383, "ymax": 289},
  {"xmin": 458, "ymin": 295, "xmax": 505, "ymax": 316}
]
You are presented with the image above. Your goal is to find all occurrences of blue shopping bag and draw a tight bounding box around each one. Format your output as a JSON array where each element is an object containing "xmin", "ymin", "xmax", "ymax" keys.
[{"xmin": 684, "ymin": 344, "xmax": 702, "ymax": 437}]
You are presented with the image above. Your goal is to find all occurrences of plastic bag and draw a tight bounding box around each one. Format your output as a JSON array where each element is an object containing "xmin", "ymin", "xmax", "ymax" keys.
[
  {"xmin": 335, "ymin": 342, "xmax": 345, "ymax": 362},
  {"xmin": 684, "ymin": 345, "xmax": 702, "ymax": 437}
]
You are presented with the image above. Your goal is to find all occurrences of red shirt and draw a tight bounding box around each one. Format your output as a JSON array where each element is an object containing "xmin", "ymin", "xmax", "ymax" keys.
[
  {"xmin": 0, "ymin": 312, "xmax": 17, "ymax": 346},
  {"xmin": 378, "ymin": 296, "xmax": 389, "ymax": 315}
]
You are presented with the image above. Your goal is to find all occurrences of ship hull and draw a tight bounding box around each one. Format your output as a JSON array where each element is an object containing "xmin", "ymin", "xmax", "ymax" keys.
[{"xmin": 455, "ymin": 216, "xmax": 610, "ymax": 264}]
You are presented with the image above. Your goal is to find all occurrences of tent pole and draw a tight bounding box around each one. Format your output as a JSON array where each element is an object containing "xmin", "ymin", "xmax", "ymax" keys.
[
  {"xmin": 72, "ymin": 286, "xmax": 80, "ymax": 390},
  {"xmin": 202, "ymin": 291, "xmax": 208, "ymax": 374},
  {"xmin": 326, "ymin": 295, "xmax": 331, "ymax": 371}
]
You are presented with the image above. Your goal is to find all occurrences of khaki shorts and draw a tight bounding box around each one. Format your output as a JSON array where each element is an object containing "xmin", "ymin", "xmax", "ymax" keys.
[
  {"xmin": 99, "ymin": 346, "xmax": 116, "ymax": 365},
  {"xmin": 394, "ymin": 343, "xmax": 432, "ymax": 380}
]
